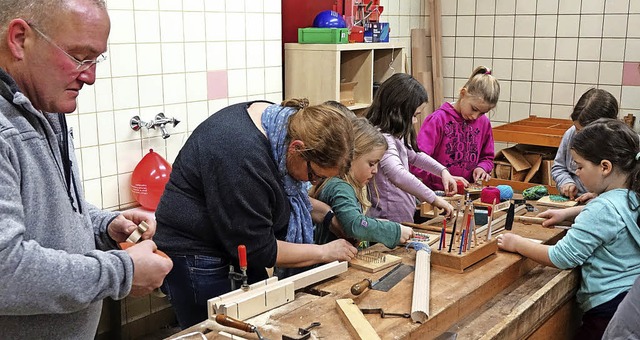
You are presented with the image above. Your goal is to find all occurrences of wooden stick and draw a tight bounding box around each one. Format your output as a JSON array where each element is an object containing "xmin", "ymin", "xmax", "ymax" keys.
[
  {"xmin": 486, "ymin": 199, "xmax": 497, "ymax": 241},
  {"xmin": 411, "ymin": 249, "xmax": 431, "ymax": 323},
  {"xmin": 514, "ymin": 216, "xmax": 572, "ymax": 227},
  {"xmin": 457, "ymin": 203, "xmax": 469, "ymax": 242},
  {"xmin": 448, "ymin": 202, "xmax": 460, "ymax": 252},
  {"xmin": 471, "ymin": 205, "xmax": 478, "ymax": 246}
]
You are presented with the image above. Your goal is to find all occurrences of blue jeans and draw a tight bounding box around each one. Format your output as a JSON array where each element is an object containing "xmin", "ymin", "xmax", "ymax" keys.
[{"xmin": 161, "ymin": 255, "xmax": 231, "ymax": 329}]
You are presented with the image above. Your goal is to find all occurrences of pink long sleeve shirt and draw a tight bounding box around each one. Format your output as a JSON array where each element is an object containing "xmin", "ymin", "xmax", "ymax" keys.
[
  {"xmin": 411, "ymin": 102, "xmax": 494, "ymax": 190},
  {"xmin": 366, "ymin": 133, "xmax": 446, "ymax": 223}
]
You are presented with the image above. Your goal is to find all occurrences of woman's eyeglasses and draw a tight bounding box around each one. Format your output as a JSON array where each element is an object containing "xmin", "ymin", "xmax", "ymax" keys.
[{"xmin": 307, "ymin": 161, "xmax": 327, "ymax": 183}]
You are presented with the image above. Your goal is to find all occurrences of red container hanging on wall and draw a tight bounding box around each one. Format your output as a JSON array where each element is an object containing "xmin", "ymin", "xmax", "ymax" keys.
[{"xmin": 130, "ymin": 149, "xmax": 172, "ymax": 210}]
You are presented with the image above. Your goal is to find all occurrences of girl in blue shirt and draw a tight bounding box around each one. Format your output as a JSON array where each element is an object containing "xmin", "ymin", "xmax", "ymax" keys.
[{"xmin": 497, "ymin": 118, "xmax": 640, "ymax": 340}]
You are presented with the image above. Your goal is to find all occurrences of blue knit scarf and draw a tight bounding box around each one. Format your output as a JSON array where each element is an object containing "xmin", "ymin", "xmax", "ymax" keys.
[{"xmin": 261, "ymin": 104, "xmax": 314, "ymax": 244}]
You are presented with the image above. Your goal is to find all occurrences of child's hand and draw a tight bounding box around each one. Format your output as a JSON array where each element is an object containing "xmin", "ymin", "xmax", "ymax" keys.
[
  {"xmin": 473, "ymin": 167, "xmax": 491, "ymax": 182},
  {"xmin": 561, "ymin": 183, "xmax": 578, "ymax": 200},
  {"xmin": 575, "ymin": 192, "xmax": 597, "ymax": 204},
  {"xmin": 399, "ymin": 225, "xmax": 414, "ymax": 244},
  {"xmin": 452, "ymin": 176, "xmax": 469, "ymax": 187},
  {"xmin": 440, "ymin": 169, "xmax": 458, "ymax": 196},
  {"xmin": 432, "ymin": 197, "xmax": 454, "ymax": 218},
  {"xmin": 496, "ymin": 233, "xmax": 522, "ymax": 253},
  {"xmin": 536, "ymin": 209, "xmax": 569, "ymax": 228}
]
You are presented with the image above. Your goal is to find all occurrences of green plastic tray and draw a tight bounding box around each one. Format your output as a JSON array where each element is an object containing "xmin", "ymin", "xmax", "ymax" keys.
[{"xmin": 298, "ymin": 28, "xmax": 349, "ymax": 44}]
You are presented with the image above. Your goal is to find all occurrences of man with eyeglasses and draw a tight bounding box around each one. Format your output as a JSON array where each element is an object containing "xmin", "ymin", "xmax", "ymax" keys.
[{"xmin": 0, "ymin": 0, "xmax": 173, "ymax": 338}]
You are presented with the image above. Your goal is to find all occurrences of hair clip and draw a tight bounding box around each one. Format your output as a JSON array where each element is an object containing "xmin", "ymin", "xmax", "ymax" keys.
[
  {"xmin": 485, "ymin": 68, "xmax": 492, "ymax": 75},
  {"xmin": 635, "ymin": 151, "xmax": 640, "ymax": 161}
]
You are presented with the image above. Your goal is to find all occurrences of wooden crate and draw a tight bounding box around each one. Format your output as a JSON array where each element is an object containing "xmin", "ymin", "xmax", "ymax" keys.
[{"xmin": 430, "ymin": 238, "xmax": 498, "ymax": 273}]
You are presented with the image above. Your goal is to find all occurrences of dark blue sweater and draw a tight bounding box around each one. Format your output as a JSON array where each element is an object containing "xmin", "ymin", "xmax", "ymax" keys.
[{"xmin": 155, "ymin": 101, "xmax": 289, "ymax": 281}]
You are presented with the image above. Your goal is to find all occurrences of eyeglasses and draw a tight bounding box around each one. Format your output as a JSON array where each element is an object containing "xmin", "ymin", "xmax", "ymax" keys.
[
  {"xmin": 307, "ymin": 160, "xmax": 327, "ymax": 183},
  {"xmin": 28, "ymin": 23, "xmax": 107, "ymax": 72}
]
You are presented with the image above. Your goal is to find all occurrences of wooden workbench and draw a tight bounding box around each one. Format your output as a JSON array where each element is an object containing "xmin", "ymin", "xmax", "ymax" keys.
[{"xmin": 170, "ymin": 208, "xmax": 580, "ymax": 340}]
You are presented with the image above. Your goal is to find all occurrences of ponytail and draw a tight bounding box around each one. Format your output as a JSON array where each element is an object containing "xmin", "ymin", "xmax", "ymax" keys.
[{"xmin": 463, "ymin": 66, "xmax": 500, "ymax": 105}]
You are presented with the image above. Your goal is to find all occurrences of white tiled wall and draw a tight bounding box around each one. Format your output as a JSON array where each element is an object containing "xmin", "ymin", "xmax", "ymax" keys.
[
  {"xmin": 73, "ymin": 0, "xmax": 640, "ymax": 210},
  {"xmin": 435, "ymin": 0, "xmax": 640, "ymax": 127},
  {"xmin": 71, "ymin": 0, "xmax": 283, "ymax": 210}
]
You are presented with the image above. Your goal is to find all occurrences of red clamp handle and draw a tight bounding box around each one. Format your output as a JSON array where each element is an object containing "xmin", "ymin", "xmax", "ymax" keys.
[{"xmin": 238, "ymin": 245, "xmax": 247, "ymax": 270}]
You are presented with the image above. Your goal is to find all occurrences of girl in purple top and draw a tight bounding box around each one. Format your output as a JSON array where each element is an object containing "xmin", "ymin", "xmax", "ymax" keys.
[
  {"xmin": 412, "ymin": 66, "xmax": 500, "ymax": 191},
  {"xmin": 365, "ymin": 73, "xmax": 456, "ymax": 223}
]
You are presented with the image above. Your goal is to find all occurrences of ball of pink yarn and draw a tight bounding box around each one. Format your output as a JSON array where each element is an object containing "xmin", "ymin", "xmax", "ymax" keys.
[{"xmin": 480, "ymin": 186, "xmax": 501, "ymax": 204}]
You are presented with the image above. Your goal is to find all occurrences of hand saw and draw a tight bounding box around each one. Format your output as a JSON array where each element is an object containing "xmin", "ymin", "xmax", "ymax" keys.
[{"xmin": 350, "ymin": 263, "xmax": 414, "ymax": 295}]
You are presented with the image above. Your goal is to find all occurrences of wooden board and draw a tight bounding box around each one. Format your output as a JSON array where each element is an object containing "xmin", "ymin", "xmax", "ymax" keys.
[
  {"xmin": 537, "ymin": 195, "xmax": 578, "ymax": 208},
  {"xmin": 349, "ymin": 252, "xmax": 402, "ymax": 273},
  {"xmin": 336, "ymin": 298, "xmax": 381, "ymax": 340},
  {"xmin": 428, "ymin": 0, "xmax": 443, "ymax": 108},
  {"xmin": 448, "ymin": 267, "xmax": 579, "ymax": 340},
  {"xmin": 208, "ymin": 261, "xmax": 347, "ymax": 320}
]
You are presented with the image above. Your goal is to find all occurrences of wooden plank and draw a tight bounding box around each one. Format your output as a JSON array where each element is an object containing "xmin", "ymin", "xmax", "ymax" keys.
[
  {"xmin": 336, "ymin": 298, "xmax": 381, "ymax": 340},
  {"xmin": 280, "ymin": 260, "xmax": 348, "ymax": 291},
  {"xmin": 444, "ymin": 266, "xmax": 579, "ymax": 340},
  {"xmin": 493, "ymin": 131, "xmax": 564, "ymax": 148},
  {"xmin": 537, "ymin": 195, "xmax": 578, "ymax": 208},
  {"xmin": 493, "ymin": 124, "xmax": 568, "ymax": 135},
  {"xmin": 429, "ymin": 0, "xmax": 443, "ymax": 108},
  {"xmin": 209, "ymin": 261, "xmax": 347, "ymax": 320},
  {"xmin": 479, "ymin": 269, "xmax": 579, "ymax": 340}
]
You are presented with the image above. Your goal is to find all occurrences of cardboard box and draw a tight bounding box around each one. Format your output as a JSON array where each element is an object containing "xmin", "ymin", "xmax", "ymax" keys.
[
  {"xmin": 493, "ymin": 144, "xmax": 557, "ymax": 183},
  {"xmin": 541, "ymin": 160, "xmax": 555, "ymax": 186}
]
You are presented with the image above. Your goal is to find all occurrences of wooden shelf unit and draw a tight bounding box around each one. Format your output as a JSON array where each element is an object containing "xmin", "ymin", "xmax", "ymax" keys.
[
  {"xmin": 284, "ymin": 43, "xmax": 404, "ymax": 110},
  {"xmin": 491, "ymin": 116, "xmax": 573, "ymax": 194}
]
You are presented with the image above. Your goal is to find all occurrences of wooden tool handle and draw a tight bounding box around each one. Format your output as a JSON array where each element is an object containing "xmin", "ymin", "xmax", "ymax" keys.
[
  {"xmin": 238, "ymin": 244, "xmax": 247, "ymax": 269},
  {"xmin": 514, "ymin": 216, "xmax": 572, "ymax": 227},
  {"xmin": 118, "ymin": 242, "xmax": 170, "ymax": 259},
  {"xmin": 215, "ymin": 314, "xmax": 253, "ymax": 332},
  {"xmin": 514, "ymin": 216, "xmax": 545, "ymax": 224},
  {"xmin": 350, "ymin": 278, "xmax": 372, "ymax": 295}
]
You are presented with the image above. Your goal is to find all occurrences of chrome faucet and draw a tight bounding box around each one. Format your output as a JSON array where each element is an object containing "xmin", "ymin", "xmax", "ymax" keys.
[{"xmin": 130, "ymin": 113, "xmax": 180, "ymax": 139}]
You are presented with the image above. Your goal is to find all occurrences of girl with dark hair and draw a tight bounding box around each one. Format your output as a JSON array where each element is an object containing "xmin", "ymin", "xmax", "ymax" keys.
[
  {"xmin": 365, "ymin": 73, "xmax": 456, "ymax": 223},
  {"xmin": 498, "ymin": 118, "xmax": 640, "ymax": 340},
  {"xmin": 552, "ymin": 88, "xmax": 619, "ymax": 203}
]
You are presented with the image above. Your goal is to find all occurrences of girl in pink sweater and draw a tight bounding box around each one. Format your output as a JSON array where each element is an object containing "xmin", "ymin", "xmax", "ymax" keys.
[{"xmin": 411, "ymin": 66, "xmax": 500, "ymax": 191}]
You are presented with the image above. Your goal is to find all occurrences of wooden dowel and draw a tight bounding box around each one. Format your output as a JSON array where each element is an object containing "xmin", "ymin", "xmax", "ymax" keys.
[{"xmin": 514, "ymin": 216, "xmax": 572, "ymax": 226}]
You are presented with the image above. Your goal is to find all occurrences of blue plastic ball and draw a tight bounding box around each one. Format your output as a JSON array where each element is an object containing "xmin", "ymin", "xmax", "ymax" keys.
[
  {"xmin": 313, "ymin": 10, "xmax": 347, "ymax": 28},
  {"xmin": 496, "ymin": 185, "xmax": 514, "ymax": 201}
]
